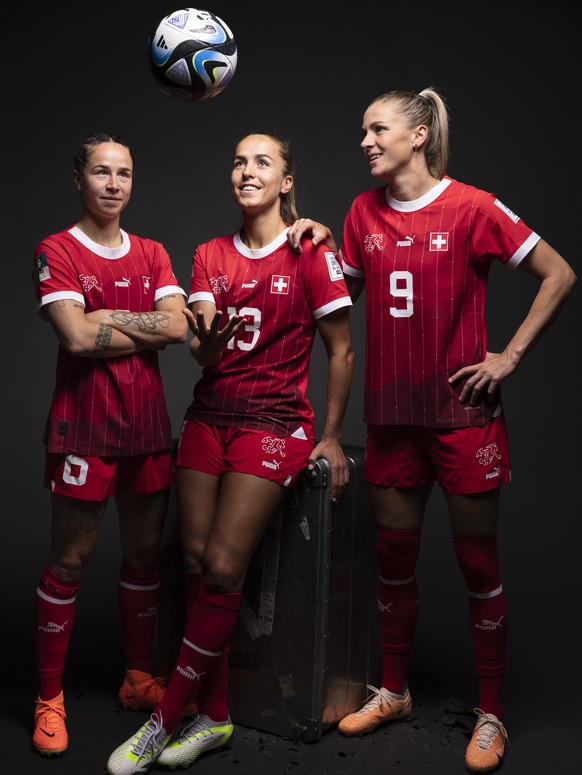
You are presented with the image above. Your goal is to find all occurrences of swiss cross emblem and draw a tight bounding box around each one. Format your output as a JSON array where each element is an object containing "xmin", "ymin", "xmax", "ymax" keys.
[
  {"xmin": 271, "ymin": 275, "xmax": 290, "ymax": 294},
  {"xmin": 429, "ymin": 232, "xmax": 449, "ymax": 251}
]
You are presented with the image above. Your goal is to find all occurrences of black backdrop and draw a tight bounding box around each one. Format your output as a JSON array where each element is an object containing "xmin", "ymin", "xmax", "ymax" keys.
[{"xmin": 4, "ymin": 0, "xmax": 580, "ymax": 754}]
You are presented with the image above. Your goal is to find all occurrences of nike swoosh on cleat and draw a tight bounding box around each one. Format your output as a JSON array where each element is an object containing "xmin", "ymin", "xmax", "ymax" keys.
[{"xmin": 40, "ymin": 729, "xmax": 55, "ymax": 737}]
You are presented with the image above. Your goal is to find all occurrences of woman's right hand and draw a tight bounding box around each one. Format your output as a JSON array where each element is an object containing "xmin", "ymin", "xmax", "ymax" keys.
[
  {"xmin": 184, "ymin": 307, "xmax": 244, "ymax": 366},
  {"xmin": 287, "ymin": 219, "xmax": 337, "ymax": 253}
]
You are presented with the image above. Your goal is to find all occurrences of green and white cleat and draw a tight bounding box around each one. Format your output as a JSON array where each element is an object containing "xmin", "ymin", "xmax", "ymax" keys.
[
  {"xmin": 107, "ymin": 712, "xmax": 170, "ymax": 775},
  {"xmin": 157, "ymin": 712, "xmax": 233, "ymax": 769}
]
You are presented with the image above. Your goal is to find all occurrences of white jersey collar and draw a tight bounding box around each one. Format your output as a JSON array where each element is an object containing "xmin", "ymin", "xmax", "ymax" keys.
[
  {"xmin": 233, "ymin": 228, "xmax": 289, "ymax": 259},
  {"xmin": 69, "ymin": 225, "xmax": 131, "ymax": 259},
  {"xmin": 385, "ymin": 177, "xmax": 452, "ymax": 212}
]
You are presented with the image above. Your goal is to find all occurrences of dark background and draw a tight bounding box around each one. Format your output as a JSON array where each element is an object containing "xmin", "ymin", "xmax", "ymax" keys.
[{"xmin": 4, "ymin": 2, "xmax": 580, "ymax": 773}]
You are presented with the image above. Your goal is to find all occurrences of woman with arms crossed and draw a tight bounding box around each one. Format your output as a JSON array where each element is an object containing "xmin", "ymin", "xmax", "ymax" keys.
[{"xmin": 31, "ymin": 132, "xmax": 188, "ymax": 757}]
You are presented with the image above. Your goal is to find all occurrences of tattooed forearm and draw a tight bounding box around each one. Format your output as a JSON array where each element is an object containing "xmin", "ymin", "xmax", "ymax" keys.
[
  {"xmin": 110, "ymin": 311, "xmax": 170, "ymax": 330},
  {"xmin": 94, "ymin": 323, "xmax": 112, "ymax": 355}
]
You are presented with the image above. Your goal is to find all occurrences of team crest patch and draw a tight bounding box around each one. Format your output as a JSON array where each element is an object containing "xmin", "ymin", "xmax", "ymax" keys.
[
  {"xmin": 80, "ymin": 274, "xmax": 102, "ymax": 293},
  {"xmin": 271, "ymin": 275, "xmax": 290, "ymax": 294},
  {"xmin": 429, "ymin": 232, "xmax": 449, "ymax": 251},
  {"xmin": 325, "ymin": 251, "xmax": 344, "ymax": 281},
  {"xmin": 364, "ymin": 234, "xmax": 384, "ymax": 252},
  {"xmin": 210, "ymin": 275, "xmax": 229, "ymax": 294},
  {"xmin": 476, "ymin": 442, "xmax": 501, "ymax": 466},
  {"xmin": 262, "ymin": 436, "xmax": 286, "ymax": 456}
]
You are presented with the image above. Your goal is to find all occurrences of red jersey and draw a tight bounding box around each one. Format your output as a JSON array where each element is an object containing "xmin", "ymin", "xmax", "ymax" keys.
[
  {"xmin": 32, "ymin": 225, "xmax": 186, "ymax": 456},
  {"xmin": 184, "ymin": 229, "xmax": 352, "ymax": 437},
  {"xmin": 340, "ymin": 177, "xmax": 540, "ymax": 428}
]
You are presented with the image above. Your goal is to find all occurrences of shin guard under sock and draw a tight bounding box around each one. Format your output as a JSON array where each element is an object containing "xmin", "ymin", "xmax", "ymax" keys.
[
  {"xmin": 34, "ymin": 567, "xmax": 79, "ymax": 700},
  {"xmin": 453, "ymin": 535, "xmax": 507, "ymax": 719},
  {"xmin": 376, "ymin": 526, "xmax": 421, "ymax": 694},
  {"xmin": 118, "ymin": 560, "xmax": 160, "ymax": 673},
  {"xmin": 156, "ymin": 585, "xmax": 241, "ymax": 734}
]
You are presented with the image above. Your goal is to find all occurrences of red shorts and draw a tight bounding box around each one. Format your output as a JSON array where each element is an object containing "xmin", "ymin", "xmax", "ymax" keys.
[
  {"xmin": 175, "ymin": 419, "xmax": 314, "ymax": 488},
  {"xmin": 44, "ymin": 450, "xmax": 173, "ymax": 501},
  {"xmin": 366, "ymin": 415, "xmax": 511, "ymax": 495}
]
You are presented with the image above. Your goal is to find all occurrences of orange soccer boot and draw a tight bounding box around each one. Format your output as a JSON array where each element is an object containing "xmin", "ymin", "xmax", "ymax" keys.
[
  {"xmin": 119, "ymin": 669, "xmax": 197, "ymax": 716},
  {"xmin": 33, "ymin": 691, "xmax": 68, "ymax": 756},
  {"xmin": 465, "ymin": 708, "xmax": 508, "ymax": 773},
  {"xmin": 338, "ymin": 684, "xmax": 412, "ymax": 736}
]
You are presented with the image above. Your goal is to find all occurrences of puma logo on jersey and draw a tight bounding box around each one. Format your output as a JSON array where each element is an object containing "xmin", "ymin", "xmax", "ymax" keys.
[{"xmin": 396, "ymin": 235, "xmax": 415, "ymax": 247}]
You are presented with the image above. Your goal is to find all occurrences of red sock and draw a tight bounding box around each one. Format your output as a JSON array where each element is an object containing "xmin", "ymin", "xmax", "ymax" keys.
[
  {"xmin": 376, "ymin": 527, "xmax": 421, "ymax": 694},
  {"xmin": 118, "ymin": 560, "xmax": 160, "ymax": 673},
  {"xmin": 155, "ymin": 585, "xmax": 241, "ymax": 733},
  {"xmin": 34, "ymin": 568, "xmax": 79, "ymax": 700},
  {"xmin": 453, "ymin": 536, "xmax": 507, "ymax": 719},
  {"xmin": 182, "ymin": 574, "xmax": 230, "ymax": 722}
]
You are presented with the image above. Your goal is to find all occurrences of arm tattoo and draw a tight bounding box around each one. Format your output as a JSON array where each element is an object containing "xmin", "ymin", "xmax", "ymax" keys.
[
  {"xmin": 94, "ymin": 323, "xmax": 112, "ymax": 355},
  {"xmin": 110, "ymin": 311, "xmax": 170, "ymax": 330}
]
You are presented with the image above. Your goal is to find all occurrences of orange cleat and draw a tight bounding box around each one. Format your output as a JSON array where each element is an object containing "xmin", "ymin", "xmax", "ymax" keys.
[
  {"xmin": 119, "ymin": 669, "xmax": 197, "ymax": 716},
  {"xmin": 465, "ymin": 708, "xmax": 508, "ymax": 773},
  {"xmin": 338, "ymin": 684, "xmax": 412, "ymax": 736},
  {"xmin": 33, "ymin": 691, "xmax": 68, "ymax": 756}
]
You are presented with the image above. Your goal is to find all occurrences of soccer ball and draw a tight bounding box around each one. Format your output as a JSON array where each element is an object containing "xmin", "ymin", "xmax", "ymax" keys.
[{"xmin": 148, "ymin": 8, "xmax": 237, "ymax": 101}]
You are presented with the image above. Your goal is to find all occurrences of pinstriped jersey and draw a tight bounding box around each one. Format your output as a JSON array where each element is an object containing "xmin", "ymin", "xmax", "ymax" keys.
[
  {"xmin": 340, "ymin": 177, "xmax": 540, "ymax": 428},
  {"xmin": 33, "ymin": 225, "xmax": 186, "ymax": 456},
  {"xmin": 184, "ymin": 229, "xmax": 352, "ymax": 437}
]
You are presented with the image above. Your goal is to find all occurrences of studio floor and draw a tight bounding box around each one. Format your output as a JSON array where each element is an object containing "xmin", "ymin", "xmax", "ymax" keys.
[
  {"xmin": 6, "ymin": 648, "xmax": 574, "ymax": 775},
  {"xmin": 7, "ymin": 499, "xmax": 578, "ymax": 775}
]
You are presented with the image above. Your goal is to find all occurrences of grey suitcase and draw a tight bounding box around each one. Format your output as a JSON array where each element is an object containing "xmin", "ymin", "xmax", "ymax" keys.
[{"xmin": 228, "ymin": 445, "xmax": 381, "ymax": 741}]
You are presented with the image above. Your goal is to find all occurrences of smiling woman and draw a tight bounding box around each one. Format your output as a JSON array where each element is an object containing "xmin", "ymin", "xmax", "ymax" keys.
[
  {"xmin": 106, "ymin": 131, "xmax": 355, "ymax": 775},
  {"xmin": 286, "ymin": 87, "xmax": 577, "ymax": 775}
]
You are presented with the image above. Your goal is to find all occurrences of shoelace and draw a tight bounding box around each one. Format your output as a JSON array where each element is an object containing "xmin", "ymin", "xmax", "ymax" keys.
[
  {"xmin": 473, "ymin": 709, "xmax": 509, "ymax": 750},
  {"xmin": 132, "ymin": 713, "xmax": 166, "ymax": 759},
  {"xmin": 37, "ymin": 700, "xmax": 66, "ymax": 730},
  {"xmin": 133, "ymin": 676, "xmax": 165, "ymax": 693},
  {"xmin": 184, "ymin": 717, "xmax": 211, "ymax": 740},
  {"xmin": 357, "ymin": 684, "xmax": 397, "ymax": 713},
  {"xmin": 357, "ymin": 684, "xmax": 406, "ymax": 714},
  {"xmin": 38, "ymin": 707, "xmax": 65, "ymax": 732}
]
